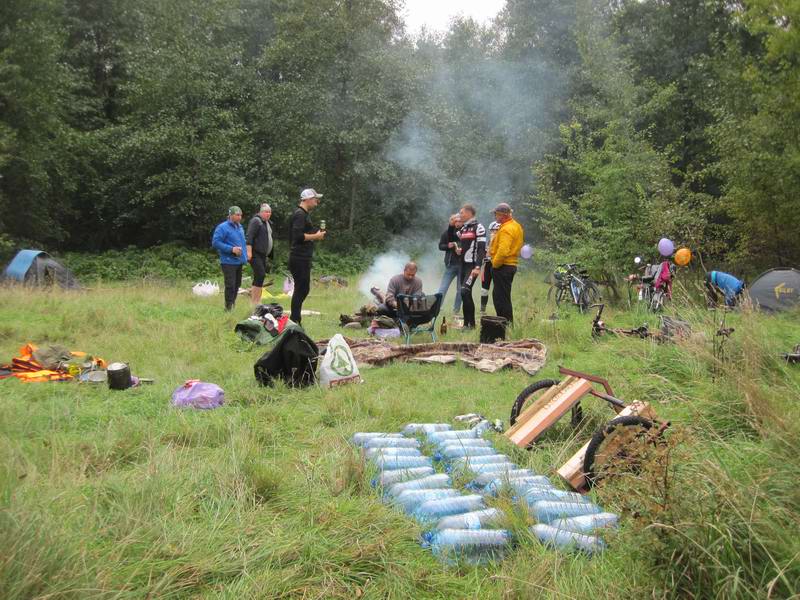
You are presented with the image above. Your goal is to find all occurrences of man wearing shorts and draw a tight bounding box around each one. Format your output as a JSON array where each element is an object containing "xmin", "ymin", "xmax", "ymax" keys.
[{"xmin": 246, "ymin": 203, "xmax": 274, "ymax": 306}]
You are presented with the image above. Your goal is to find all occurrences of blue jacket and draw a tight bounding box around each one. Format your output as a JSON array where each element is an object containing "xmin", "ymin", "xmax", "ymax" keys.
[
  {"xmin": 711, "ymin": 271, "xmax": 744, "ymax": 304},
  {"xmin": 212, "ymin": 220, "xmax": 247, "ymax": 265}
]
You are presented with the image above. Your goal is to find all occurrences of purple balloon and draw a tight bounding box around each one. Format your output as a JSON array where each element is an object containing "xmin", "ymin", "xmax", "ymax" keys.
[
  {"xmin": 657, "ymin": 238, "xmax": 674, "ymax": 257},
  {"xmin": 520, "ymin": 244, "xmax": 533, "ymax": 259}
]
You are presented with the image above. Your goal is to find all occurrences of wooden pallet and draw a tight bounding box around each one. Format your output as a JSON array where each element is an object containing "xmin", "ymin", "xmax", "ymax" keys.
[
  {"xmin": 557, "ymin": 401, "xmax": 656, "ymax": 491},
  {"xmin": 504, "ymin": 376, "xmax": 594, "ymax": 448}
]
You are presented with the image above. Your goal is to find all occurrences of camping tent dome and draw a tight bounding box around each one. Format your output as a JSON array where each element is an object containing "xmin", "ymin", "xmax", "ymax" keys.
[
  {"xmin": 749, "ymin": 268, "xmax": 800, "ymax": 312},
  {"xmin": 2, "ymin": 249, "xmax": 80, "ymax": 289}
]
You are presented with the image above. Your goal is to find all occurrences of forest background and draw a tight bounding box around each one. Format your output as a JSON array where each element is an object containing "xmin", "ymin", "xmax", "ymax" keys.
[{"xmin": 1, "ymin": 0, "xmax": 798, "ymax": 277}]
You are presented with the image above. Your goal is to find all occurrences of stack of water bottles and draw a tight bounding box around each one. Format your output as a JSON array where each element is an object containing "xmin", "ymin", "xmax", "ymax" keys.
[{"xmin": 351, "ymin": 421, "xmax": 618, "ymax": 564}]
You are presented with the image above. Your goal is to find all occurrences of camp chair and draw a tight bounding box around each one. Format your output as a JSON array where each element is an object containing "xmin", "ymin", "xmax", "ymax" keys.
[{"xmin": 396, "ymin": 293, "xmax": 443, "ymax": 345}]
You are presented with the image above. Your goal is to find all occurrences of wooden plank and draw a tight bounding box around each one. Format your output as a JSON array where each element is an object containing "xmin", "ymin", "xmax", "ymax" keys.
[
  {"xmin": 557, "ymin": 401, "xmax": 656, "ymax": 491},
  {"xmin": 505, "ymin": 377, "xmax": 593, "ymax": 447}
]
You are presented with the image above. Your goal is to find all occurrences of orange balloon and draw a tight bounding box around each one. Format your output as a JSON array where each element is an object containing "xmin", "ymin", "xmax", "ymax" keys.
[{"xmin": 675, "ymin": 247, "xmax": 692, "ymax": 266}]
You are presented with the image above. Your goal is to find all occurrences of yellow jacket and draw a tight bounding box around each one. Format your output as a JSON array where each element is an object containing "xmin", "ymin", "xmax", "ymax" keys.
[{"xmin": 490, "ymin": 218, "xmax": 524, "ymax": 268}]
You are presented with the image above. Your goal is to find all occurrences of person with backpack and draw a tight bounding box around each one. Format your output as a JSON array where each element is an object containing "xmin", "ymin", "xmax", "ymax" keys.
[
  {"xmin": 246, "ymin": 202, "xmax": 274, "ymax": 307},
  {"xmin": 211, "ymin": 206, "xmax": 248, "ymax": 311}
]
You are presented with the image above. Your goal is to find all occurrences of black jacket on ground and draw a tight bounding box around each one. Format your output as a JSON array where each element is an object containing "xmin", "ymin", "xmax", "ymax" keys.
[{"xmin": 254, "ymin": 325, "xmax": 318, "ymax": 387}]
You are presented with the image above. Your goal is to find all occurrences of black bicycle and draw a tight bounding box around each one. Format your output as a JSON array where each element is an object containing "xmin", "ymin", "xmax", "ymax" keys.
[{"xmin": 548, "ymin": 263, "xmax": 601, "ymax": 313}]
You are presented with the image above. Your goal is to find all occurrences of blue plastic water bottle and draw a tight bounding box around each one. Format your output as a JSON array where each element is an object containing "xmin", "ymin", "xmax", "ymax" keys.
[
  {"xmin": 394, "ymin": 488, "xmax": 460, "ymax": 513},
  {"xmin": 434, "ymin": 438, "xmax": 492, "ymax": 450},
  {"xmin": 530, "ymin": 500, "xmax": 602, "ymax": 523},
  {"xmin": 364, "ymin": 447, "xmax": 422, "ymax": 460},
  {"xmin": 351, "ymin": 432, "xmax": 403, "ymax": 446},
  {"xmin": 364, "ymin": 437, "xmax": 420, "ymax": 449},
  {"xmin": 435, "ymin": 445, "xmax": 499, "ymax": 461},
  {"xmin": 375, "ymin": 466, "xmax": 435, "ymax": 488},
  {"xmin": 386, "ymin": 474, "xmax": 451, "ymax": 498},
  {"xmin": 531, "ymin": 524, "xmax": 606, "ymax": 554},
  {"xmin": 471, "ymin": 468, "xmax": 536, "ymax": 488},
  {"xmin": 413, "ymin": 494, "xmax": 486, "ymax": 523},
  {"xmin": 374, "ymin": 455, "xmax": 433, "ymax": 470},
  {"xmin": 449, "ymin": 454, "xmax": 512, "ymax": 471},
  {"xmin": 522, "ymin": 488, "xmax": 592, "ymax": 505},
  {"xmin": 481, "ymin": 475, "xmax": 552, "ymax": 496},
  {"xmin": 428, "ymin": 528, "xmax": 511, "ymax": 564},
  {"xmin": 402, "ymin": 423, "xmax": 452, "ymax": 435},
  {"xmin": 427, "ymin": 429, "xmax": 480, "ymax": 445},
  {"xmin": 431, "ymin": 508, "xmax": 504, "ymax": 532},
  {"xmin": 549, "ymin": 512, "xmax": 618, "ymax": 534}
]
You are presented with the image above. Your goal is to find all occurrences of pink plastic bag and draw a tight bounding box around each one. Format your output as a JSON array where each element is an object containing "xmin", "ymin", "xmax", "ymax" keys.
[{"xmin": 171, "ymin": 380, "xmax": 225, "ymax": 410}]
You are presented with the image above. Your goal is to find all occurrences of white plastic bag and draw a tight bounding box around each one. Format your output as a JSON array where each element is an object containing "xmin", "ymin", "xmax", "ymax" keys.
[
  {"xmin": 319, "ymin": 333, "xmax": 362, "ymax": 388},
  {"xmin": 192, "ymin": 280, "xmax": 220, "ymax": 297}
]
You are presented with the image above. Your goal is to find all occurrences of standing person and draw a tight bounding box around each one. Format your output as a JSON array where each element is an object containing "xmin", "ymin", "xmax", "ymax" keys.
[
  {"xmin": 457, "ymin": 204, "xmax": 486, "ymax": 329},
  {"xmin": 246, "ymin": 202, "xmax": 274, "ymax": 306},
  {"xmin": 288, "ymin": 188, "xmax": 326, "ymax": 324},
  {"xmin": 211, "ymin": 206, "xmax": 248, "ymax": 311},
  {"xmin": 437, "ymin": 214, "xmax": 463, "ymax": 314},
  {"xmin": 489, "ymin": 203, "xmax": 524, "ymax": 323},
  {"xmin": 480, "ymin": 220, "xmax": 501, "ymax": 314}
]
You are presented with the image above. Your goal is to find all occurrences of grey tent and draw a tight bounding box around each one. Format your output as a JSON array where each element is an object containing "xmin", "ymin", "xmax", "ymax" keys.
[
  {"xmin": 2, "ymin": 249, "xmax": 80, "ymax": 289},
  {"xmin": 749, "ymin": 268, "xmax": 800, "ymax": 312}
]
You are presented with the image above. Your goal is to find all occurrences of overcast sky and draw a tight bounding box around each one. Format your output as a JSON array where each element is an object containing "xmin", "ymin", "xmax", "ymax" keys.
[{"xmin": 402, "ymin": 0, "xmax": 506, "ymax": 36}]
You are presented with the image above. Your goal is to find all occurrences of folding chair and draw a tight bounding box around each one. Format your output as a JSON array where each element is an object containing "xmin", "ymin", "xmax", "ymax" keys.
[{"xmin": 396, "ymin": 293, "xmax": 443, "ymax": 345}]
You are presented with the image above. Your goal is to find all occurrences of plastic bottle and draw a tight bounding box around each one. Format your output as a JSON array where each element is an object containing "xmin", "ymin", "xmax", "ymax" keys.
[
  {"xmin": 550, "ymin": 512, "xmax": 619, "ymax": 534},
  {"xmin": 531, "ymin": 524, "xmax": 606, "ymax": 555},
  {"xmin": 374, "ymin": 455, "xmax": 433, "ymax": 470},
  {"xmin": 434, "ymin": 438, "xmax": 493, "ymax": 449},
  {"xmin": 427, "ymin": 429, "xmax": 480, "ymax": 444},
  {"xmin": 471, "ymin": 420, "xmax": 494, "ymax": 436},
  {"xmin": 386, "ymin": 474, "xmax": 451, "ymax": 498},
  {"xmin": 450, "ymin": 454, "xmax": 512, "ymax": 470},
  {"xmin": 351, "ymin": 432, "xmax": 403, "ymax": 446},
  {"xmin": 428, "ymin": 529, "xmax": 511, "ymax": 564},
  {"xmin": 374, "ymin": 466, "xmax": 435, "ymax": 488},
  {"xmin": 465, "ymin": 462, "xmax": 518, "ymax": 476},
  {"xmin": 432, "ymin": 508, "xmax": 504, "ymax": 532},
  {"xmin": 435, "ymin": 445, "xmax": 499, "ymax": 461},
  {"xmin": 364, "ymin": 447, "xmax": 422, "ymax": 460},
  {"xmin": 394, "ymin": 488, "xmax": 460, "ymax": 513},
  {"xmin": 482, "ymin": 475, "xmax": 552, "ymax": 496},
  {"xmin": 530, "ymin": 500, "xmax": 602, "ymax": 523},
  {"xmin": 522, "ymin": 488, "xmax": 592, "ymax": 506},
  {"xmin": 470, "ymin": 468, "xmax": 536, "ymax": 488},
  {"xmin": 363, "ymin": 437, "xmax": 420, "ymax": 449},
  {"xmin": 413, "ymin": 494, "xmax": 486, "ymax": 523},
  {"xmin": 402, "ymin": 423, "xmax": 451, "ymax": 435}
]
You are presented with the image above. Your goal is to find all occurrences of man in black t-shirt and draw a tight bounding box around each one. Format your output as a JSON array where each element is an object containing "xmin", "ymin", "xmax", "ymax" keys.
[{"xmin": 288, "ymin": 188, "xmax": 326, "ymax": 324}]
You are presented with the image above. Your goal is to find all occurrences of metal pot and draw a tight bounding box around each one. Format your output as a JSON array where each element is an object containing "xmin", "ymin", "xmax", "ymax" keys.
[{"xmin": 107, "ymin": 362, "xmax": 132, "ymax": 390}]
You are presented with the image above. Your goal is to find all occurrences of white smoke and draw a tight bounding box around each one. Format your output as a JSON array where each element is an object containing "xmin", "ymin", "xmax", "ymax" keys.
[{"xmin": 357, "ymin": 246, "xmax": 450, "ymax": 302}]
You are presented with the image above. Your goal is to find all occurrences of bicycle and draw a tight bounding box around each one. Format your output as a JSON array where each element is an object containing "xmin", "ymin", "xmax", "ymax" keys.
[
  {"xmin": 548, "ymin": 263, "xmax": 601, "ymax": 313},
  {"xmin": 626, "ymin": 259, "xmax": 675, "ymax": 312}
]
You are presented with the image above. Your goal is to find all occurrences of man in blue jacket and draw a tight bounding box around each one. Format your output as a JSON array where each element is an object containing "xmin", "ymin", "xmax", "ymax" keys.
[
  {"xmin": 212, "ymin": 206, "xmax": 248, "ymax": 311},
  {"xmin": 706, "ymin": 271, "xmax": 745, "ymax": 307}
]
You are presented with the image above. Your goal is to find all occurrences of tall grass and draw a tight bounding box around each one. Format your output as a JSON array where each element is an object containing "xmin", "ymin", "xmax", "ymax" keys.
[{"xmin": 1, "ymin": 273, "xmax": 798, "ymax": 598}]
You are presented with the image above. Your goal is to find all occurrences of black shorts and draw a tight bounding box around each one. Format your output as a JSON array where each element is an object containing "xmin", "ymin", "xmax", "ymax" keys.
[{"xmin": 250, "ymin": 252, "xmax": 267, "ymax": 286}]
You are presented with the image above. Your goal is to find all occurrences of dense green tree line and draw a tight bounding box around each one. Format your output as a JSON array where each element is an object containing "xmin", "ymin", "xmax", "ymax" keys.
[{"xmin": 1, "ymin": 0, "xmax": 797, "ymax": 273}]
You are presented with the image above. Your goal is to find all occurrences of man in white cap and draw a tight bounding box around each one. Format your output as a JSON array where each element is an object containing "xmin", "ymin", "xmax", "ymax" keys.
[
  {"xmin": 246, "ymin": 202, "xmax": 274, "ymax": 306},
  {"xmin": 288, "ymin": 188, "xmax": 326, "ymax": 324}
]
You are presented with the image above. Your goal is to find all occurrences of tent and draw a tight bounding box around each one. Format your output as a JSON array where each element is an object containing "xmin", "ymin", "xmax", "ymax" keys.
[
  {"xmin": 749, "ymin": 268, "xmax": 800, "ymax": 312},
  {"xmin": 2, "ymin": 249, "xmax": 80, "ymax": 289}
]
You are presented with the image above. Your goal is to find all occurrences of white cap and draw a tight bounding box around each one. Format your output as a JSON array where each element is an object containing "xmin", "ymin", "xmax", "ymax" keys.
[
  {"xmin": 259, "ymin": 203, "xmax": 271, "ymax": 212},
  {"xmin": 300, "ymin": 188, "xmax": 323, "ymax": 200}
]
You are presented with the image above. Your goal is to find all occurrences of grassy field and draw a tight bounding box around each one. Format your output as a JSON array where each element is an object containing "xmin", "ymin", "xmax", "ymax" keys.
[{"xmin": 1, "ymin": 271, "xmax": 799, "ymax": 599}]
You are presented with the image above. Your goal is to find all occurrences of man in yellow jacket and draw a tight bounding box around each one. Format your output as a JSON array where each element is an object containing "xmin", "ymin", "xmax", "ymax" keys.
[{"xmin": 489, "ymin": 202, "xmax": 524, "ymax": 323}]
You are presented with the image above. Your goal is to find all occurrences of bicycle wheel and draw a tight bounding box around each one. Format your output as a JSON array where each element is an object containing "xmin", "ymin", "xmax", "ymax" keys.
[
  {"xmin": 579, "ymin": 282, "xmax": 600, "ymax": 312},
  {"xmin": 509, "ymin": 379, "xmax": 559, "ymax": 426}
]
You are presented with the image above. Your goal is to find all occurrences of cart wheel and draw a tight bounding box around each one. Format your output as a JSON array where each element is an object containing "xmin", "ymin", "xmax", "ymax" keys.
[
  {"xmin": 509, "ymin": 379, "xmax": 559, "ymax": 426},
  {"xmin": 582, "ymin": 415, "xmax": 655, "ymax": 488}
]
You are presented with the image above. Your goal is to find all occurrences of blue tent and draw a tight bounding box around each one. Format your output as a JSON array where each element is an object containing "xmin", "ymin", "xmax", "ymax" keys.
[{"xmin": 2, "ymin": 249, "xmax": 80, "ymax": 288}]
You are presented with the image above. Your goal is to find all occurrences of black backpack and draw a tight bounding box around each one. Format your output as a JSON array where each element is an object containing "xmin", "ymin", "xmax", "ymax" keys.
[{"xmin": 254, "ymin": 326, "xmax": 318, "ymax": 387}]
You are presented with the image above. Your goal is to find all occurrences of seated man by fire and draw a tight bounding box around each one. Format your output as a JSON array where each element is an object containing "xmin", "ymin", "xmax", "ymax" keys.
[{"xmin": 373, "ymin": 261, "xmax": 423, "ymax": 320}]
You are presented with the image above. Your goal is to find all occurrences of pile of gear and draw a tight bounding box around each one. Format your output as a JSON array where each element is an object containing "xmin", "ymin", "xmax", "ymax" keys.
[{"xmin": 0, "ymin": 343, "xmax": 106, "ymax": 383}]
